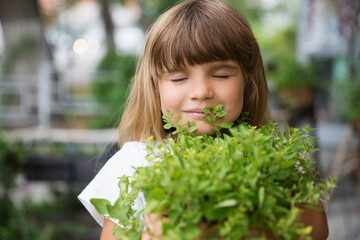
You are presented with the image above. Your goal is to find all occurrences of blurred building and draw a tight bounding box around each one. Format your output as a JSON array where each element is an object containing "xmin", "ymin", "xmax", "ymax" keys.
[
  {"xmin": 0, "ymin": 0, "xmax": 144, "ymax": 129},
  {"xmin": 297, "ymin": 0, "xmax": 357, "ymax": 121},
  {"xmin": 297, "ymin": 0, "xmax": 347, "ymax": 61}
]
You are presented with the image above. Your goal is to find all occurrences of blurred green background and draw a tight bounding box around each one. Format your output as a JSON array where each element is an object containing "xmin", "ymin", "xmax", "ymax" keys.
[{"xmin": 0, "ymin": 0, "xmax": 359, "ymax": 239}]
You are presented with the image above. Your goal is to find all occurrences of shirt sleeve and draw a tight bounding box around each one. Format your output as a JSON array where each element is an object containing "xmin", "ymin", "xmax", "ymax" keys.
[{"xmin": 78, "ymin": 141, "xmax": 150, "ymax": 226}]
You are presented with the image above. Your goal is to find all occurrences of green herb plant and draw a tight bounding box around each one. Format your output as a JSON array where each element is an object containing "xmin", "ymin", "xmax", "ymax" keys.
[{"xmin": 91, "ymin": 105, "xmax": 335, "ymax": 240}]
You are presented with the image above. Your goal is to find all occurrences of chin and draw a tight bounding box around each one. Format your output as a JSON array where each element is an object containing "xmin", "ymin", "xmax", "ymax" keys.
[{"xmin": 193, "ymin": 125, "xmax": 216, "ymax": 136}]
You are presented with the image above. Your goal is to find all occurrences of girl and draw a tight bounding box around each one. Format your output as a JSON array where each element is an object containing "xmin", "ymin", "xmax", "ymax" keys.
[{"xmin": 78, "ymin": 0, "xmax": 329, "ymax": 239}]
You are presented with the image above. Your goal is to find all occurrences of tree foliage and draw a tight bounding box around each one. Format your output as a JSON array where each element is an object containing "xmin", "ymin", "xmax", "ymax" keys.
[{"xmin": 90, "ymin": 51, "xmax": 137, "ymax": 128}]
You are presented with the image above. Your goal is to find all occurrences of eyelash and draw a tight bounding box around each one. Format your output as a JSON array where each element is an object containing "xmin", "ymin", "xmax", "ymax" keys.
[
  {"xmin": 170, "ymin": 75, "xmax": 230, "ymax": 82},
  {"xmin": 171, "ymin": 78, "xmax": 187, "ymax": 82},
  {"xmin": 213, "ymin": 75, "xmax": 229, "ymax": 79}
]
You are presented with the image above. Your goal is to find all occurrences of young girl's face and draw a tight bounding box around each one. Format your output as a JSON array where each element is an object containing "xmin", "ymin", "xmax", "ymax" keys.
[{"xmin": 158, "ymin": 60, "xmax": 245, "ymax": 136}]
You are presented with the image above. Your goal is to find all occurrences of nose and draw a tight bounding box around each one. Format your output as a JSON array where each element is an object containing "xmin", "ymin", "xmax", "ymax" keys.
[{"xmin": 189, "ymin": 77, "xmax": 214, "ymax": 101}]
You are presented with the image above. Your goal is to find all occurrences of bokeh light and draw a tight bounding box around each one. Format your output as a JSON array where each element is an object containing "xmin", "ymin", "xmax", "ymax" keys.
[
  {"xmin": 87, "ymin": 39, "xmax": 100, "ymax": 54},
  {"xmin": 73, "ymin": 38, "xmax": 88, "ymax": 54}
]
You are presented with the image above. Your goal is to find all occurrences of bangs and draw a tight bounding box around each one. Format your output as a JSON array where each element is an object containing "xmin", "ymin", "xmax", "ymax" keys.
[{"xmin": 149, "ymin": 0, "xmax": 254, "ymax": 78}]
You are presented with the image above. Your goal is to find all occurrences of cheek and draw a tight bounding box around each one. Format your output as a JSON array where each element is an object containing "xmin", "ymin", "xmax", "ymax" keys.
[
  {"xmin": 159, "ymin": 91, "xmax": 170, "ymax": 113},
  {"xmin": 228, "ymin": 87, "xmax": 244, "ymax": 104},
  {"xmin": 158, "ymin": 84, "xmax": 181, "ymax": 113},
  {"xmin": 223, "ymin": 83, "xmax": 245, "ymax": 119}
]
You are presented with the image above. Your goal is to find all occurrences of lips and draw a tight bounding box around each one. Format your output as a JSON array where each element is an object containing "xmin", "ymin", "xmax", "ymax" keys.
[{"xmin": 184, "ymin": 108, "xmax": 211, "ymax": 117}]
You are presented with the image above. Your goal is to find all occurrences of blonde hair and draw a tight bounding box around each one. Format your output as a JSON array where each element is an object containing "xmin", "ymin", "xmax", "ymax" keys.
[{"xmin": 119, "ymin": 0, "xmax": 270, "ymax": 146}]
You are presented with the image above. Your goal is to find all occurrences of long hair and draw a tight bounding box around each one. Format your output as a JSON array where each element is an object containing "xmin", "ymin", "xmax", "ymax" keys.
[{"xmin": 119, "ymin": 0, "xmax": 270, "ymax": 146}]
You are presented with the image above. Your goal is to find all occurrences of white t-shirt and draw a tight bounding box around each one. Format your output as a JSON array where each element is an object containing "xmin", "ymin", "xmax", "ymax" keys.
[{"xmin": 78, "ymin": 141, "xmax": 152, "ymax": 227}]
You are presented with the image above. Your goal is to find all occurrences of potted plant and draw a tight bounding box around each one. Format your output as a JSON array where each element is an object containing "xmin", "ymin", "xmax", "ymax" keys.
[
  {"xmin": 267, "ymin": 54, "xmax": 318, "ymax": 110},
  {"xmin": 91, "ymin": 105, "xmax": 335, "ymax": 240}
]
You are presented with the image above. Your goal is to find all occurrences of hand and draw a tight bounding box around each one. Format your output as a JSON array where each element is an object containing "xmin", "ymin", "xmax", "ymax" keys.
[
  {"xmin": 140, "ymin": 214, "xmax": 273, "ymax": 240},
  {"xmin": 141, "ymin": 213, "xmax": 168, "ymax": 240},
  {"xmin": 140, "ymin": 206, "xmax": 327, "ymax": 240},
  {"xmin": 141, "ymin": 214, "xmax": 221, "ymax": 240}
]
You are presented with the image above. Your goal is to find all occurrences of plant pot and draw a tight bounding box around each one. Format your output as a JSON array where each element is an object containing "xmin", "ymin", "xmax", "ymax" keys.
[{"xmin": 279, "ymin": 85, "xmax": 314, "ymax": 109}]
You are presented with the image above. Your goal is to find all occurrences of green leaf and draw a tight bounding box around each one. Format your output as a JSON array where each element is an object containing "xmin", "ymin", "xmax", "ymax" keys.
[
  {"xmin": 173, "ymin": 149, "xmax": 185, "ymax": 168},
  {"xmin": 220, "ymin": 122, "xmax": 233, "ymax": 129},
  {"xmin": 164, "ymin": 123, "xmax": 172, "ymax": 129},
  {"xmin": 151, "ymin": 187, "xmax": 166, "ymax": 200},
  {"xmin": 187, "ymin": 125, "xmax": 197, "ymax": 133},
  {"xmin": 176, "ymin": 116, "xmax": 183, "ymax": 122},
  {"xmin": 144, "ymin": 199, "xmax": 158, "ymax": 213},
  {"xmin": 280, "ymin": 160, "xmax": 296, "ymax": 168},
  {"xmin": 202, "ymin": 108, "xmax": 211, "ymax": 114},
  {"xmin": 277, "ymin": 168, "xmax": 291, "ymax": 180},
  {"xmin": 184, "ymin": 225, "xmax": 200, "ymax": 239},
  {"xmin": 284, "ymin": 122, "xmax": 291, "ymax": 135},
  {"xmin": 213, "ymin": 104, "xmax": 222, "ymax": 111},
  {"xmin": 162, "ymin": 222, "xmax": 174, "ymax": 235},
  {"xmin": 90, "ymin": 198, "xmax": 111, "ymax": 215},
  {"xmin": 107, "ymin": 205, "xmax": 129, "ymax": 223},
  {"xmin": 112, "ymin": 227, "xmax": 127, "ymax": 239},
  {"xmin": 215, "ymin": 199, "xmax": 238, "ymax": 208},
  {"xmin": 258, "ymin": 186, "xmax": 265, "ymax": 208},
  {"xmin": 125, "ymin": 229, "xmax": 141, "ymax": 239},
  {"xmin": 216, "ymin": 110, "xmax": 227, "ymax": 117},
  {"xmin": 118, "ymin": 175, "xmax": 130, "ymax": 195},
  {"xmin": 295, "ymin": 226, "xmax": 313, "ymax": 235}
]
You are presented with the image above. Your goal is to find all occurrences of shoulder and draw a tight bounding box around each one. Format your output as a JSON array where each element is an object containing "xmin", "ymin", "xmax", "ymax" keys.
[
  {"xmin": 122, "ymin": 141, "xmax": 150, "ymax": 157},
  {"xmin": 104, "ymin": 141, "xmax": 151, "ymax": 170},
  {"xmin": 77, "ymin": 141, "xmax": 152, "ymax": 226}
]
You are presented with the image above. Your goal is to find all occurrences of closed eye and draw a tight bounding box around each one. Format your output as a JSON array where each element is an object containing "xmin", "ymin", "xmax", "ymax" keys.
[
  {"xmin": 213, "ymin": 75, "xmax": 230, "ymax": 79},
  {"xmin": 171, "ymin": 78, "xmax": 187, "ymax": 82}
]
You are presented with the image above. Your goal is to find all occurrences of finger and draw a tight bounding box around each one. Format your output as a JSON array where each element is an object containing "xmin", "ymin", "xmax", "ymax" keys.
[
  {"xmin": 141, "ymin": 231, "xmax": 151, "ymax": 240},
  {"xmin": 145, "ymin": 213, "xmax": 155, "ymax": 233},
  {"xmin": 144, "ymin": 213, "xmax": 156, "ymax": 238},
  {"xmin": 144, "ymin": 213, "xmax": 163, "ymax": 239}
]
